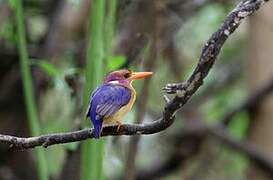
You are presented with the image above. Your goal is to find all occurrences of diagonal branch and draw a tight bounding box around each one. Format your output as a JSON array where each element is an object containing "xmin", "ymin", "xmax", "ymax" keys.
[{"xmin": 0, "ymin": 0, "xmax": 270, "ymax": 149}]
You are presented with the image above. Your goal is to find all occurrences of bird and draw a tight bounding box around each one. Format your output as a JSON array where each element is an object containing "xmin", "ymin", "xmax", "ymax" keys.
[{"xmin": 86, "ymin": 69, "xmax": 153, "ymax": 138}]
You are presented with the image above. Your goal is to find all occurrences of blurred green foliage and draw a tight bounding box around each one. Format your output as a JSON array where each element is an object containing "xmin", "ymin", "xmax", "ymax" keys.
[{"xmin": 0, "ymin": 19, "xmax": 16, "ymax": 44}]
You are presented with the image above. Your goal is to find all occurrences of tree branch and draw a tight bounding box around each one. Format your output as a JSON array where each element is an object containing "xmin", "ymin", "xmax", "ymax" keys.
[{"xmin": 0, "ymin": 0, "xmax": 270, "ymax": 150}]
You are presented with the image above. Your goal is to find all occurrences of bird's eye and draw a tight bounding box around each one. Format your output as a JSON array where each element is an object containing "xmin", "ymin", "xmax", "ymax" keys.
[{"xmin": 124, "ymin": 73, "xmax": 131, "ymax": 78}]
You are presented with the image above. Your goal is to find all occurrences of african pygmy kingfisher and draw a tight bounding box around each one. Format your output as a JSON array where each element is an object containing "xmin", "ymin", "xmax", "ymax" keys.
[{"xmin": 86, "ymin": 69, "xmax": 153, "ymax": 138}]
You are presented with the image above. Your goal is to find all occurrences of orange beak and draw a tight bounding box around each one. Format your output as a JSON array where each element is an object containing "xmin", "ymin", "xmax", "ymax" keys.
[{"xmin": 129, "ymin": 71, "xmax": 153, "ymax": 80}]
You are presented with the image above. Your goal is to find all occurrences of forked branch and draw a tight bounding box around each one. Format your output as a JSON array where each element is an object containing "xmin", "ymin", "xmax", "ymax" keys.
[{"xmin": 0, "ymin": 0, "xmax": 270, "ymax": 149}]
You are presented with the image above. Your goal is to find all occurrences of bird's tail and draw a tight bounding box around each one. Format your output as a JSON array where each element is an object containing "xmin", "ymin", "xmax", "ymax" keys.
[
  {"xmin": 93, "ymin": 120, "xmax": 103, "ymax": 139},
  {"xmin": 88, "ymin": 107, "xmax": 103, "ymax": 139}
]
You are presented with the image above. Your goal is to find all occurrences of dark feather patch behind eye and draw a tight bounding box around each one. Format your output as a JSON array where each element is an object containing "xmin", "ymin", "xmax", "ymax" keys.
[{"xmin": 124, "ymin": 73, "xmax": 131, "ymax": 78}]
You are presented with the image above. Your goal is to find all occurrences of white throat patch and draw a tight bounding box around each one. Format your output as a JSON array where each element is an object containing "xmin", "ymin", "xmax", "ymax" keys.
[{"xmin": 108, "ymin": 80, "xmax": 119, "ymax": 85}]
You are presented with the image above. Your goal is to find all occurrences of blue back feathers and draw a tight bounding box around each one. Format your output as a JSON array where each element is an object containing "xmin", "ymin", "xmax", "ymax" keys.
[{"xmin": 86, "ymin": 84, "xmax": 131, "ymax": 138}]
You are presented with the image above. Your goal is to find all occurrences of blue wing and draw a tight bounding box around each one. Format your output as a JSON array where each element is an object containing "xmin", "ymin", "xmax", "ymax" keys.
[{"xmin": 86, "ymin": 84, "xmax": 131, "ymax": 138}]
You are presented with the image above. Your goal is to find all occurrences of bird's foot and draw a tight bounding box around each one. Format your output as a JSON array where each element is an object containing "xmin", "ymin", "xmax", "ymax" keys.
[{"xmin": 116, "ymin": 121, "xmax": 124, "ymax": 132}]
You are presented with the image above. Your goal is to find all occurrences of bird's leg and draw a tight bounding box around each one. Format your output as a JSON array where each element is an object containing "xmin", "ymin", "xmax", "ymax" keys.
[{"xmin": 116, "ymin": 120, "xmax": 124, "ymax": 132}]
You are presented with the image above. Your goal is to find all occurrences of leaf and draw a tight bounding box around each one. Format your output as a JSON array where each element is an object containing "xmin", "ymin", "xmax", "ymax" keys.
[
  {"xmin": 31, "ymin": 59, "xmax": 62, "ymax": 77},
  {"xmin": 107, "ymin": 55, "xmax": 126, "ymax": 70},
  {"xmin": 227, "ymin": 111, "xmax": 249, "ymax": 139}
]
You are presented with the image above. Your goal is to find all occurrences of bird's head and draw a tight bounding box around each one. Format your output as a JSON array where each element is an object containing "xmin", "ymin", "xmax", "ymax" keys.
[{"xmin": 104, "ymin": 69, "xmax": 153, "ymax": 85}]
